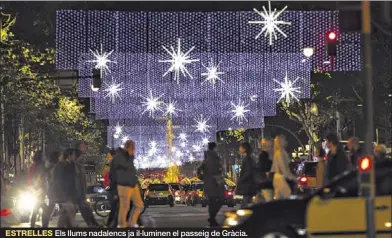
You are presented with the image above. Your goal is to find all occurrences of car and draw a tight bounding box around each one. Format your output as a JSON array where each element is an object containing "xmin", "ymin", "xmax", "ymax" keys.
[
  {"xmin": 223, "ymin": 160, "xmax": 392, "ymax": 238},
  {"xmin": 169, "ymin": 183, "xmax": 186, "ymax": 204},
  {"xmin": 144, "ymin": 183, "xmax": 174, "ymax": 207},
  {"xmin": 185, "ymin": 182, "xmax": 204, "ymax": 206},
  {"xmin": 296, "ymin": 161, "xmax": 318, "ymax": 193},
  {"xmin": 201, "ymin": 185, "xmax": 236, "ymax": 207}
]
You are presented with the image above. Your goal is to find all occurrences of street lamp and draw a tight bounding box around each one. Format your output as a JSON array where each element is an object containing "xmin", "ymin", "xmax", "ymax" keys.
[{"xmin": 303, "ymin": 47, "xmax": 315, "ymax": 58}]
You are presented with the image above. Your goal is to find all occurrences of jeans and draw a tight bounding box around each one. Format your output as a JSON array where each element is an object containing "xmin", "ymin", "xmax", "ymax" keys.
[
  {"xmin": 117, "ymin": 185, "xmax": 143, "ymax": 228},
  {"xmin": 207, "ymin": 196, "xmax": 223, "ymax": 226},
  {"xmin": 30, "ymin": 195, "xmax": 44, "ymax": 228}
]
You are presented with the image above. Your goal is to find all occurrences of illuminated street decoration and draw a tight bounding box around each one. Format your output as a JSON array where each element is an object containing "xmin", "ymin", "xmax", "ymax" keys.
[
  {"xmin": 193, "ymin": 115, "xmax": 212, "ymax": 134},
  {"xmin": 87, "ymin": 44, "xmax": 116, "ymax": 74},
  {"xmin": 248, "ymin": 1, "xmax": 291, "ymax": 45},
  {"xmin": 103, "ymin": 80, "xmax": 123, "ymax": 104},
  {"xmin": 230, "ymin": 100, "xmax": 250, "ymax": 124},
  {"xmin": 142, "ymin": 91, "xmax": 164, "ymax": 117},
  {"xmin": 201, "ymin": 59, "xmax": 225, "ymax": 86},
  {"xmin": 159, "ymin": 39, "xmax": 199, "ymax": 84},
  {"xmin": 273, "ymin": 71, "xmax": 301, "ymax": 105}
]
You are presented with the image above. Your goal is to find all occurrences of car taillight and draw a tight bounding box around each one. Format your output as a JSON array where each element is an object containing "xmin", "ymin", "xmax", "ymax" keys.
[
  {"xmin": 225, "ymin": 191, "xmax": 233, "ymax": 196},
  {"xmin": 299, "ymin": 176, "xmax": 308, "ymax": 185},
  {"xmin": 0, "ymin": 209, "xmax": 12, "ymax": 217}
]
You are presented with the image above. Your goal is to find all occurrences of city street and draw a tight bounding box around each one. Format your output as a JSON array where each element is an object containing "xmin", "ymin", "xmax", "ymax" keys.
[{"xmin": 11, "ymin": 204, "xmax": 237, "ymax": 228}]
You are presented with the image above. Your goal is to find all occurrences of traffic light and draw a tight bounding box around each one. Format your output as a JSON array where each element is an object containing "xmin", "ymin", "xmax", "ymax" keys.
[
  {"xmin": 92, "ymin": 69, "xmax": 101, "ymax": 91},
  {"xmin": 326, "ymin": 31, "xmax": 338, "ymax": 56},
  {"xmin": 357, "ymin": 156, "xmax": 375, "ymax": 198}
]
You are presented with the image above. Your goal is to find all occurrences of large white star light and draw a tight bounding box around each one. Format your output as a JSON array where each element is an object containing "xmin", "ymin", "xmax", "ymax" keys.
[
  {"xmin": 87, "ymin": 44, "xmax": 117, "ymax": 74},
  {"xmin": 103, "ymin": 80, "xmax": 123, "ymax": 104},
  {"xmin": 248, "ymin": 1, "xmax": 291, "ymax": 45},
  {"xmin": 230, "ymin": 100, "xmax": 250, "ymax": 124},
  {"xmin": 201, "ymin": 136, "xmax": 210, "ymax": 145},
  {"xmin": 193, "ymin": 115, "xmax": 212, "ymax": 134},
  {"xmin": 201, "ymin": 59, "xmax": 225, "ymax": 86},
  {"xmin": 141, "ymin": 91, "xmax": 164, "ymax": 117},
  {"xmin": 159, "ymin": 38, "xmax": 199, "ymax": 84},
  {"xmin": 273, "ymin": 71, "xmax": 301, "ymax": 105}
]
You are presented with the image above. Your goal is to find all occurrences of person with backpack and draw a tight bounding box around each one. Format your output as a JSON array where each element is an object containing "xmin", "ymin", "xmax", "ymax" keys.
[{"xmin": 28, "ymin": 151, "xmax": 47, "ymax": 228}]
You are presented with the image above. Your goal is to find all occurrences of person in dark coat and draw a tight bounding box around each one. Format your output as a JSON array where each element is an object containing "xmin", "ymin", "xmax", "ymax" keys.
[
  {"xmin": 254, "ymin": 138, "xmax": 273, "ymax": 202},
  {"xmin": 325, "ymin": 133, "xmax": 350, "ymax": 184},
  {"xmin": 74, "ymin": 141, "xmax": 100, "ymax": 227},
  {"xmin": 112, "ymin": 140, "xmax": 143, "ymax": 228},
  {"xmin": 199, "ymin": 142, "xmax": 225, "ymax": 227},
  {"xmin": 42, "ymin": 151, "xmax": 62, "ymax": 227},
  {"xmin": 236, "ymin": 142, "xmax": 257, "ymax": 207},
  {"xmin": 347, "ymin": 137, "xmax": 362, "ymax": 168}
]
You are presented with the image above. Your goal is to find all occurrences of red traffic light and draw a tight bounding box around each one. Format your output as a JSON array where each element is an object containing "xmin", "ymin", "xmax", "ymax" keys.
[
  {"xmin": 327, "ymin": 31, "xmax": 337, "ymax": 41},
  {"xmin": 358, "ymin": 156, "xmax": 373, "ymax": 172}
]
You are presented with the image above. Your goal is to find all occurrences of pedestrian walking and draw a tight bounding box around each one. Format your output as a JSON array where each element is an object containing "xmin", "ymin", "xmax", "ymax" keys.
[
  {"xmin": 74, "ymin": 141, "xmax": 101, "ymax": 227},
  {"xmin": 198, "ymin": 142, "xmax": 225, "ymax": 227},
  {"xmin": 28, "ymin": 151, "xmax": 47, "ymax": 228},
  {"xmin": 347, "ymin": 137, "xmax": 362, "ymax": 168},
  {"xmin": 54, "ymin": 149, "xmax": 79, "ymax": 228},
  {"xmin": 315, "ymin": 144, "xmax": 326, "ymax": 189},
  {"xmin": 271, "ymin": 135, "xmax": 297, "ymax": 199},
  {"xmin": 112, "ymin": 140, "xmax": 143, "ymax": 228},
  {"xmin": 42, "ymin": 151, "xmax": 62, "ymax": 227},
  {"xmin": 324, "ymin": 133, "xmax": 350, "ymax": 185},
  {"xmin": 236, "ymin": 142, "xmax": 257, "ymax": 207},
  {"xmin": 254, "ymin": 138, "xmax": 273, "ymax": 203},
  {"xmin": 374, "ymin": 144, "xmax": 388, "ymax": 163}
]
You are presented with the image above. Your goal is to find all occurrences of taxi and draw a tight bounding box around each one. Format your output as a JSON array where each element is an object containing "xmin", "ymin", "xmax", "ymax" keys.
[
  {"xmin": 144, "ymin": 183, "xmax": 175, "ymax": 207},
  {"xmin": 185, "ymin": 182, "xmax": 204, "ymax": 206},
  {"xmin": 223, "ymin": 160, "xmax": 392, "ymax": 238}
]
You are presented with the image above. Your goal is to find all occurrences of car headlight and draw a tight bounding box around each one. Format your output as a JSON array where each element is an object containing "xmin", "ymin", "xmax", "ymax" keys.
[
  {"xmin": 17, "ymin": 192, "xmax": 37, "ymax": 211},
  {"xmin": 86, "ymin": 198, "xmax": 91, "ymax": 203},
  {"xmin": 223, "ymin": 209, "xmax": 253, "ymax": 227}
]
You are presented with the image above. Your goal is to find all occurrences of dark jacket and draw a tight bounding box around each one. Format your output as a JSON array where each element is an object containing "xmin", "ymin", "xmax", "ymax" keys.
[
  {"xmin": 325, "ymin": 147, "xmax": 350, "ymax": 183},
  {"xmin": 112, "ymin": 150, "xmax": 138, "ymax": 187},
  {"xmin": 236, "ymin": 155, "xmax": 257, "ymax": 196},
  {"xmin": 53, "ymin": 160, "xmax": 80, "ymax": 203},
  {"xmin": 349, "ymin": 148, "xmax": 362, "ymax": 168},
  {"xmin": 200, "ymin": 150, "xmax": 225, "ymax": 198},
  {"xmin": 257, "ymin": 151, "xmax": 272, "ymax": 180}
]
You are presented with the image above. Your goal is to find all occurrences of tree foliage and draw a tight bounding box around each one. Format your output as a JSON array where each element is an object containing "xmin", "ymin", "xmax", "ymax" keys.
[{"xmin": 1, "ymin": 12, "xmax": 103, "ymax": 172}]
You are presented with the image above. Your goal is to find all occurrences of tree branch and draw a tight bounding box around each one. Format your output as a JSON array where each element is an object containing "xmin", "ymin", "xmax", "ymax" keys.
[
  {"xmin": 350, "ymin": 85, "xmax": 364, "ymax": 102},
  {"xmin": 372, "ymin": 20, "xmax": 392, "ymax": 37}
]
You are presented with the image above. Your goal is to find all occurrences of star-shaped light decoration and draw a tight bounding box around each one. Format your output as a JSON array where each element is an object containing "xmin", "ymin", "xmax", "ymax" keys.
[
  {"xmin": 121, "ymin": 136, "xmax": 129, "ymax": 143},
  {"xmin": 201, "ymin": 59, "xmax": 225, "ymax": 86},
  {"xmin": 248, "ymin": 1, "xmax": 291, "ymax": 45},
  {"xmin": 159, "ymin": 38, "xmax": 199, "ymax": 84},
  {"xmin": 273, "ymin": 71, "xmax": 301, "ymax": 105},
  {"xmin": 164, "ymin": 100, "xmax": 181, "ymax": 118},
  {"xmin": 202, "ymin": 137, "xmax": 210, "ymax": 145},
  {"xmin": 193, "ymin": 115, "xmax": 212, "ymax": 134},
  {"xmin": 230, "ymin": 100, "xmax": 250, "ymax": 124},
  {"xmin": 114, "ymin": 122, "xmax": 123, "ymax": 135},
  {"xmin": 87, "ymin": 44, "xmax": 117, "ymax": 74},
  {"xmin": 103, "ymin": 80, "xmax": 123, "ymax": 104},
  {"xmin": 192, "ymin": 143, "xmax": 202, "ymax": 153},
  {"xmin": 141, "ymin": 91, "xmax": 164, "ymax": 117},
  {"xmin": 178, "ymin": 133, "xmax": 188, "ymax": 142},
  {"xmin": 148, "ymin": 140, "xmax": 158, "ymax": 157}
]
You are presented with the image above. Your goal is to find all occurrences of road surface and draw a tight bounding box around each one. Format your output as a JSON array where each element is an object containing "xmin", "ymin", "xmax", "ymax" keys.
[{"xmin": 11, "ymin": 204, "xmax": 237, "ymax": 228}]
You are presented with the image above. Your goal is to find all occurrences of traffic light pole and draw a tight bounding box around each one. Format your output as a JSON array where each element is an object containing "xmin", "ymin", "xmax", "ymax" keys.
[{"xmin": 361, "ymin": 1, "xmax": 376, "ymax": 238}]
